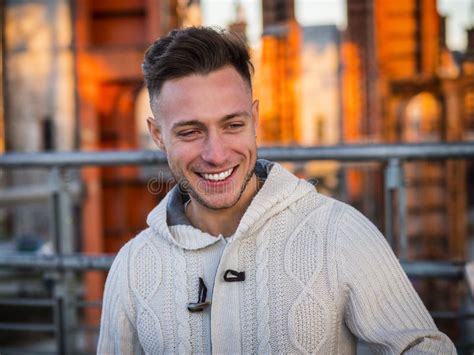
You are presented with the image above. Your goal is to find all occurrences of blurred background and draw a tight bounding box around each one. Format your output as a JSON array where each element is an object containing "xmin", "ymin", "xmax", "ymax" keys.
[{"xmin": 0, "ymin": 0, "xmax": 473, "ymax": 353}]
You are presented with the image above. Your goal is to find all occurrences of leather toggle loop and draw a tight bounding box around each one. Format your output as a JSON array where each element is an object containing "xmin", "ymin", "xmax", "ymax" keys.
[
  {"xmin": 187, "ymin": 301, "xmax": 211, "ymax": 313},
  {"xmin": 188, "ymin": 277, "xmax": 211, "ymax": 313},
  {"xmin": 223, "ymin": 269, "xmax": 246, "ymax": 282}
]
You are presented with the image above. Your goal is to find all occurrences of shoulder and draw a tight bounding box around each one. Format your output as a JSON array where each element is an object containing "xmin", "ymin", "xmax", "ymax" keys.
[
  {"xmin": 331, "ymin": 201, "xmax": 399, "ymax": 280},
  {"xmin": 290, "ymin": 189, "xmax": 348, "ymax": 230},
  {"xmin": 291, "ymin": 188, "xmax": 336, "ymax": 215},
  {"xmin": 333, "ymin": 201, "xmax": 385, "ymax": 245},
  {"xmin": 294, "ymin": 193, "xmax": 386, "ymax": 254}
]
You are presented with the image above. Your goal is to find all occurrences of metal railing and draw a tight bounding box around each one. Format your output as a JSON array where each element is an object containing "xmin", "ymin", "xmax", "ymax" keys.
[{"xmin": 0, "ymin": 142, "xmax": 473, "ymax": 354}]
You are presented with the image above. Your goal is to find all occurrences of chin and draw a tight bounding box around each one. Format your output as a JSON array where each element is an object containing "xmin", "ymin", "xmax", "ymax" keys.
[{"xmin": 194, "ymin": 193, "xmax": 240, "ymax": 211}]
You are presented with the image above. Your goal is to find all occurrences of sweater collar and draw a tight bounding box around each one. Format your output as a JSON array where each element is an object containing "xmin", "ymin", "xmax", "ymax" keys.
[
  {"xmin": 146, "ymin": 159, "xmax": 316, "ymax": 250},
  {"xmin": 229, "ymin": 161, "xmax": 315, "ymax": 242},
  {"xmin": 165, "ymin": 159, "xmax": 275, "ymax": 228},
  {"xmin": 146, "ymin": 190, "xmax": 222, "ymax": 250}
]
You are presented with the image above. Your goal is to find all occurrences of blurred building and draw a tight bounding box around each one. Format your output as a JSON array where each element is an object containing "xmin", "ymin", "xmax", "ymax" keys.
[
  {"xmin": 228, "ymin": 1, "xmax": 248, "ymax": 43},
  {"xmin": 343, "ymin": 0, "xmax": 468, "ymax": 259},
  {"xmin": 1, "ymin": 0, "xmax": 473, "ymax": 348},
  {"xmin": 300, "ymin": 25, "xmax": 341, "ymax": 147},
  {"xmin": 3, "ymin": 0, "xmax": 75, "ymax": 248},
  {"xmin": 342, "ymin": 0, "xmax": 456, "ymax": 140},
  {"xmin": 299, "ymin": 25, "xmax": 342, "ymax": 193},
  {"xmin": 256, "ymin": 0, "xmax": 302, "ymax": 144},
  {"xmin": 342, "ymin": 0, "xmax": 473, "ymax": 339},
  {"xmin": 1, "ymin": 0, "xmax": 202, "ymax": 334},
  {"xmin": 254, "ymin": 2, "xmax": 344, "ymax": 193}
]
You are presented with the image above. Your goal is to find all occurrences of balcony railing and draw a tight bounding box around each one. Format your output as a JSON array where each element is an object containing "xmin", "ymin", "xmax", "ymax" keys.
[{"xmin": 0, "ymin": 142, "xmax": 473, "ymax": 354}]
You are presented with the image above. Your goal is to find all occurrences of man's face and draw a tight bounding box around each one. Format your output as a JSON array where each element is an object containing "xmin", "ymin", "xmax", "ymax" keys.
[{"xmin": 147, "ymin": 66, "xmax": 259, "ymax": 210}]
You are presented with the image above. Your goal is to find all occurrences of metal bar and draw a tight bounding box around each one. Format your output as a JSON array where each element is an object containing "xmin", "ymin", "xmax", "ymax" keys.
[
  {"xmin": 453, "ymin": 343, "xmax": 474, "ymax": 353},
  {"xmin": 55, "ymin": 295, "xmax": 67, "ymax": 355},
  {"xmin": 431, "ymin": 310, "xmax": 474, "ymax": 320},
  {"xmin": 49, "ymin": 168, "xmax": 62, "ymax": 256},
  {"xmin": 18, "ymin": 301, "xmax": 467, "ymax": 329},
  {"xmin": 0, "ymin": 143, "xmax": 473, "ymax": 168},
  {"xmin": 0, "ymin": 184, "xmax": 55, "ymax": 204},
  {"xmin": 0, "ymin": 149, "xmax": 166, "ymax": 168},
  {"xmin": 52, "ymin": 168, "xmax": 77, "ymax": 353},
  {"xmin": 0, "ymin": 323, "xmax": 55, "ymax": 332},
  {"xmin": 0, "ymin": 297, "xmax": 99, "ymax": 308},
  {"xmin": 3, "ymin": 311, "xmax": 471, "ymax": 331},
  {"xmin": 400, "ymin": 261, "xmax": 465, "ymax": 279},
  {"xmin": 72, "ymin": 325, "xmax": 100, "ymax": 333},
  {"xmin": 56, "ymin": 169, "xmax": 75, "ymax": 255},
  {"xmin": 0, "ymin": 348, "xmax": 55, "ymax": 355},
  {"xmin": 0, "ymin": 298, "xmax": 55, "ymax": 306},
  {"xmin": 0, "ymin": 181, "xmax": 81, "ymax": 205},
  {"xmin": 72, "ymin": 300, "xmax": 102, "ymax": 308},
  {"xmin": 397, "ymin": 161, "xmax": 408, "ymax": 261},
  {"xmin": 384, "ymin": 162, "xmax": 394, "ymax": 248},
  {"xmin": 0, "ymin": 253, "xmax": 114, "ymax": 270},
  {"xmin": 384, "ymin": 158, "xmax": 408, "ymax": 259},
  {"xmin": 384, "ymin": 187, "xmax": 393, "ymax": 248},
  {"xmin": 0, "ymin": 253, "xmax": 463, "ymax": 278}
]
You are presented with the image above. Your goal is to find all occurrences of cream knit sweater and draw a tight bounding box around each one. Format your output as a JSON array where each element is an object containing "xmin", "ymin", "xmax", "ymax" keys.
[{"xmin": 98, "ymin": 161, "xmax": 456, "ymax": 354}]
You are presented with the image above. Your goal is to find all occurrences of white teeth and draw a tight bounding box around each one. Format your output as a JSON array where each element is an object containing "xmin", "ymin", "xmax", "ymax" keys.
[{"xmin": 201, "ymin": 168, "xmax": 233, "ymax": 181}]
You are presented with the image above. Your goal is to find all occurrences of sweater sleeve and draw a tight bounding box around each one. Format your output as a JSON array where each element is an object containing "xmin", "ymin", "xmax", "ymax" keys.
[
  {"xmin": 336, "ymin": 204, "xmax": 457, "ymax": 354},
  {"xmin": 97, "ymin": 243, "xmax": 144, "ymax": 354}
]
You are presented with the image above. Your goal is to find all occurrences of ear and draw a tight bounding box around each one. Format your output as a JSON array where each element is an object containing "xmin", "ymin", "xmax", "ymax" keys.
[
  {"xmin": 251, "ymin": 99, "xmax": 259, "ymax": 132},
  {"xmin": 147, "ymin": 117, "xmax": 165, "ymax": 151}
]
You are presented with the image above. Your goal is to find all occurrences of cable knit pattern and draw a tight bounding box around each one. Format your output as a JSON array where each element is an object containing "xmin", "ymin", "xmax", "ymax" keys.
[
  {"xmin": 336, "ymin": 205, "xmax": 456, "ymax": 354},
  {"xmin": 171, "ymin": 246, "xmax": 192, "ymax": 354},
  {"xmin": 98, "ymin": 240, "xmax": 145, "ymax": 354},
  {"xmin": 285, "ymin": 210, "xmax": 328, "ymax": 353},
  {"xmin": 130, "ymin": 242, "xmax": 161, "ymax": 300},
  {"xmin": 130, "ymin": 241, "xmax": 163, "ymax": 353},
  {"xmin": 238, "ymin": 235, "xmax": 258, "ymax": 354},
  {"xmin": 255, "ymin": 223, "xmax": 271, "ymax": 353},
  {"xmin": 98, "ymin": 160, "xmax": 456, "ymax": 355}
]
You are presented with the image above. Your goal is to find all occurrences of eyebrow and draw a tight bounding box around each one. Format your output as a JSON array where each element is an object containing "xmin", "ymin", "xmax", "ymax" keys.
[
  {"xmin": 221, "ymin": 111, "xmax": 250, "ymax": 122},
  {"xmin": 171, "ymin": 111, "xmax": 250, "ymax": 131},
  {"xmin": 171, "ymin": 120, "xmax": 205, "ymax": 131}
]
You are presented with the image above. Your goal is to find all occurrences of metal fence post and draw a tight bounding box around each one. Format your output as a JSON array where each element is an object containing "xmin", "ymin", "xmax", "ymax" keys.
[
  {"xmin": 49, "ymin": 167, "xmax": 77, "ymax": 354},
  {"xmin": 397, "ymin": 161, "xmax": 408, "ymax": 261},
  {"xmin": 384, "ymin": 158, "xmax": 407, "ymax": 260},
  {"xmin": 52, "ymin": 271, "xmax": 67, "ymax": 355},
  {"xmin": 384, "ymin": 159, "xmax": 396, "ymax": 249}
]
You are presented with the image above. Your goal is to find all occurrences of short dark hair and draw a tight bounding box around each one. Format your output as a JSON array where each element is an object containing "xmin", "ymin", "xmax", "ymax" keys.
[{"xmin": 142, "ymin": 26, "xmax": 253, "ymax": 103}]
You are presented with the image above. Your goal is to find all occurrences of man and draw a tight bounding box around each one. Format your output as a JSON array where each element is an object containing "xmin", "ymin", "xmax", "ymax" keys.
[{"xmin": 98, "ymin": 27, "xmax": 456, "ymax": 354}]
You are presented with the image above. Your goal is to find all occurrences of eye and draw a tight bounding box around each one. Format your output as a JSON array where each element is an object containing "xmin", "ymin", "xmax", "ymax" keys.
[
  {"xmin": 227, "ymin": 122, "xmax": 245, "ymax": 130},
  {"xmin": 177, "ymin": 130, "xmax": 200, "ymax": 138}
]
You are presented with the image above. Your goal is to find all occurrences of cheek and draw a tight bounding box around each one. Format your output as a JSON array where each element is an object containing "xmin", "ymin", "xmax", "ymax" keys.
[
  {"xmin": 243, "ymin": 136, "xmax": 258, "ymax": 154},
  {"xmin": 231, "ymin": 136, "xmax": 256, "ymax": 155},
  {"xmin": 168, "ymin": 144, "xmax": 200, "ymax": 166}
]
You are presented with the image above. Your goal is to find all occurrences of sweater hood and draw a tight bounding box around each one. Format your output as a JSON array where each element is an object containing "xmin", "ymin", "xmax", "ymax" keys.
[{"xmin": 146, "ymin": 160, "xmax": 316, "ymax": 250}]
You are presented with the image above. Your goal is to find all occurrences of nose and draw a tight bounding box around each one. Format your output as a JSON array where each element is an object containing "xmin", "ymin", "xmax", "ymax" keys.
[{"xmin": 201, "ymin": 131, "xmax": 228, "ymax": 167}]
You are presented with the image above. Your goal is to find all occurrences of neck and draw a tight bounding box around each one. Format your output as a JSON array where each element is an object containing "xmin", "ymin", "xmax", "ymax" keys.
[{"xmin": 186, "ymin": 174, "xmax": 260, "ymax": 237}]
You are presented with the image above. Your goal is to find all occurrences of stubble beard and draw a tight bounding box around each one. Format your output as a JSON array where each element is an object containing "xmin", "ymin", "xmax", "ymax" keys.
[{"xmin": 173, "ymin": 162, "xmax": 257, "ymax": 211}]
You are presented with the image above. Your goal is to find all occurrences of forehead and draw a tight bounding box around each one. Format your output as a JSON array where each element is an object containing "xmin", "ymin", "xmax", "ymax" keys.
[{"xmin": 154, "ymin": 66, "xmax": 251, "ymax": 124}]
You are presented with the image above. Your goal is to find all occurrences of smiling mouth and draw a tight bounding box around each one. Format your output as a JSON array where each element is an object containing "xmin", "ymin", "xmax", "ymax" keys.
[{"xmin": 198, "ymin": 167, "xmax": 235, "ymax": 181}]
